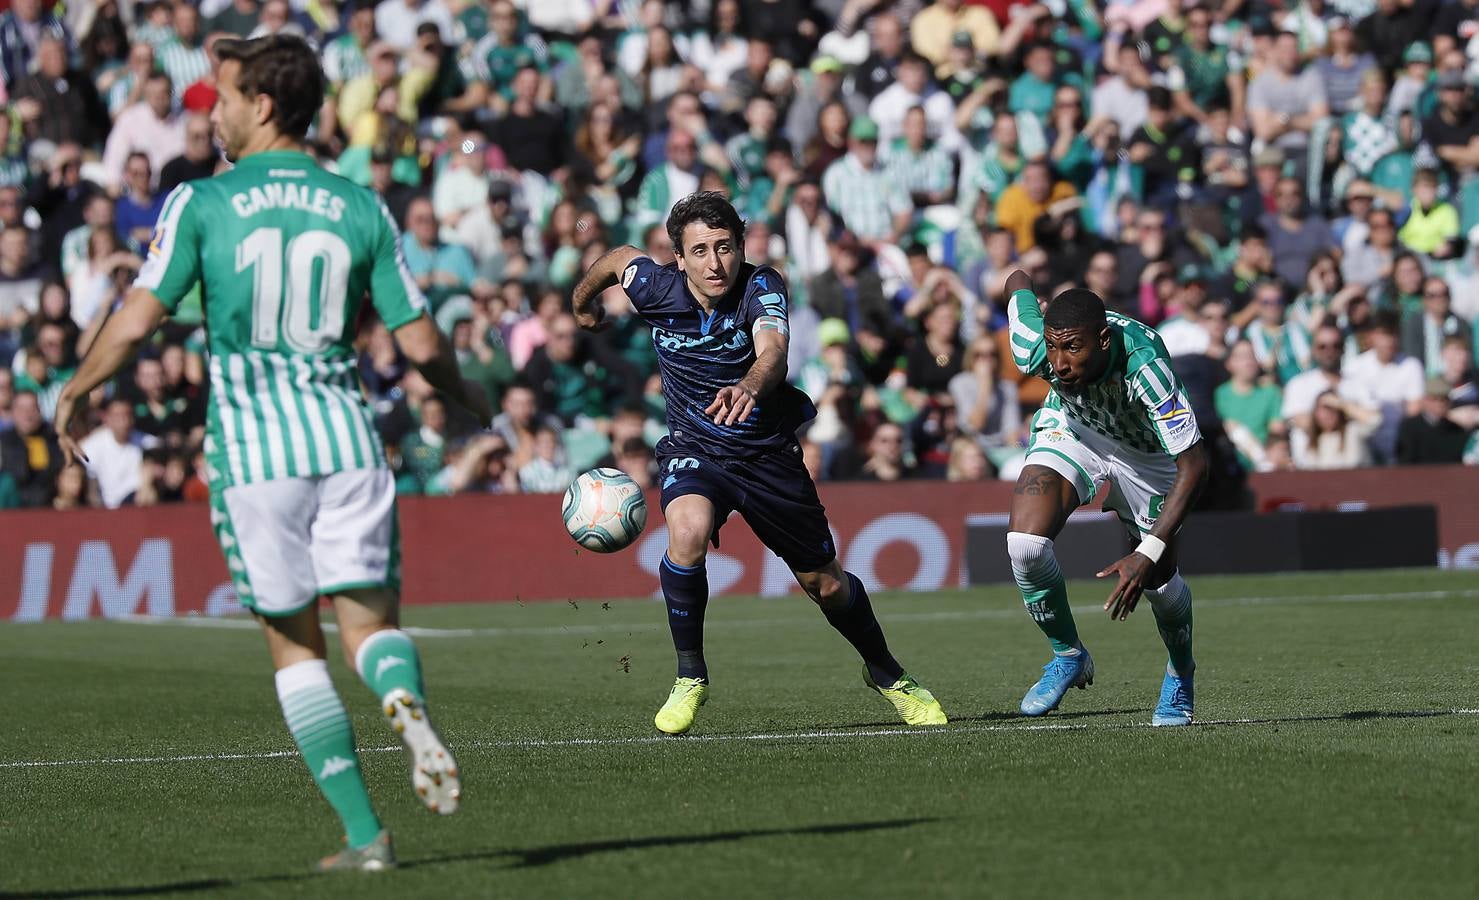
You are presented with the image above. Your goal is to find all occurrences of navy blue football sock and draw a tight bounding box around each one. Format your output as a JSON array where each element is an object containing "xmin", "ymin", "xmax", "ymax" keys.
[
  {"xmin": 823, "ymin": 573, "xmax": 904, "ymax": 686},
  {"xmin": 661, "ymin": 554, "xmax": 709, "ymax": 681}
]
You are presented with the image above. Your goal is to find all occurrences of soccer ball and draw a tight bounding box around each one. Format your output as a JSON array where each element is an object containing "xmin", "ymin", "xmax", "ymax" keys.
[{"xmin": 562, "ymin": 468, "xmax": 648, "ymax": 553}]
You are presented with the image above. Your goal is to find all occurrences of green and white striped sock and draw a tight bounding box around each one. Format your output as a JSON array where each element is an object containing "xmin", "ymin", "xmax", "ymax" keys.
[
  {"xmin": 1145, "ymin": 571, "xmax": 1195, "ymax": 677},
  {"xmin": 354, "ymin": 629, "xmax": 425, "ymax": 702},
  {"xmin": 275, "ymin": 659, "xmax": 382, "ymax": 848},
  {"xmin": 1008, "ymin": 532, "xmax": 1081, "ymax": 654}
]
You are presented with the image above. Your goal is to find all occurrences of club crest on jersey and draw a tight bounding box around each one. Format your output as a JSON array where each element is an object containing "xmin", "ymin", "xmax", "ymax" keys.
[{"xmin": 622, "ymin": 264, "xmax": 638, "ymax": 289}]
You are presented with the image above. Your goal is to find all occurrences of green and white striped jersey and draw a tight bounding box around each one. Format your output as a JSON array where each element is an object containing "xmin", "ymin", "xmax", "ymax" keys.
[
  {"xmin": 136, "ymin": 149, "xmax": 427, "ymax": 489},
  {"xmin": 1008, "ymin": 289, "xmax": 1201, "ymax": 457}
]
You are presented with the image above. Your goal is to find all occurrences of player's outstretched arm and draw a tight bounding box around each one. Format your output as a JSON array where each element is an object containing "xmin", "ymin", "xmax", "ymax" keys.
[
  {"xmin": 1099, "ymin": 440, "xmax": 1209, "ymax": 621},
  {"xmin": 54, "ymin": 287, "xmax": 168, "ymax": 466},
  {"xmin": 1003, "ymin": 269, "xmax": 1049, "ymax": 377},
  {"xmin": 707, "ymin": 322, "xmax": 788, "ymax": 426},
  {"xmin": 393, "ymin": 314, "xmax": 492, "ymax": 428},
  {"xmin": 572, "ymin": 245, "xmax": 643, "ymax": 332}
]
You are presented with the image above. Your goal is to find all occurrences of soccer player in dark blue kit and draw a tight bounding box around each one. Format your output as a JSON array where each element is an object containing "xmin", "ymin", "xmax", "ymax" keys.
[{"xmin": 572, "ymin": 192, "xmax": 947, "ymax": 734}]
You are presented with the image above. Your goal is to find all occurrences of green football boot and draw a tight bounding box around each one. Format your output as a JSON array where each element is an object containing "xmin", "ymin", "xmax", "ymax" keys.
[
  {"xmin": 654, "ymin": 677, "xmax": 709, "ymax": 735},
  {"xmin": 864, "ymin": 669, "xmax": 948, "ymax": 726}
]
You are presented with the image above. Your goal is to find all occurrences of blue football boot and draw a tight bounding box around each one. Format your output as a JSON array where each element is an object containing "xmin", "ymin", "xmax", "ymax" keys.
[
  {"xmin": 1019, "ymin": 647, "xmax": 1095, "ymax": 717},
  {"xmin": 1151, "ymin": 665, "xmax": 1195, "ymax": 727}
]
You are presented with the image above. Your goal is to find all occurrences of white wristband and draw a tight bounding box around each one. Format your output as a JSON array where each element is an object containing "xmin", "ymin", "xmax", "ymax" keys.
[{"xmin": 1135, "ymin": 534, "xmax": 1167, "ymax": 565}]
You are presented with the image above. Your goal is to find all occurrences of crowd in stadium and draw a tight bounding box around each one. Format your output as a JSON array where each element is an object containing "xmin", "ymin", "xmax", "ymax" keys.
[{"xmin": 1, "ymin": 0, "xmax": 1478, "ymax": 511}]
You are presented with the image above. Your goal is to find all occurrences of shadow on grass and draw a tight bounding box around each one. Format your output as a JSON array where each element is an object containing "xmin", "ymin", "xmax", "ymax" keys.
[
  {"xmin": 5, "ymin": 817, "xmax": 938, "ymax": 899},
  {"xmin": 822, "ymin": 708, "xmax": 1144, "ymax": 730},
  {"xmin": 1203, "ymin": 708, "xmax": 1471, "ymax": 727}
]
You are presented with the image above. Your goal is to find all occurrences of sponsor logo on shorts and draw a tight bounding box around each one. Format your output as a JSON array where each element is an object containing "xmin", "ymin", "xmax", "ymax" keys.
[{"xmin": 621, "ymin": 264, "xmax": 638, "ymax": 289}]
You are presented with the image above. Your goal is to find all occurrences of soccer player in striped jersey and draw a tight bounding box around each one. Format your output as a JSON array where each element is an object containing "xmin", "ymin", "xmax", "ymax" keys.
[
  {"xmin": 53, "ymin": 36, "xmax": 490, "ymax": 871},
  {"xmin": 1002, "ymin": 269, "xmax": 1208, "ymax": 726}
]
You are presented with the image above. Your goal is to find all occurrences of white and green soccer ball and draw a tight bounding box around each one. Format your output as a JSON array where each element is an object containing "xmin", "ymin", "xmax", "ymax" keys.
[{"xmin": 562, "ymin": 468, "xmax": 648, "ymax": 553}]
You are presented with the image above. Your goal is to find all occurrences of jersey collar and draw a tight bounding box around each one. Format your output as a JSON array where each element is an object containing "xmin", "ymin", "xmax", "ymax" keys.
[{"xmin": 233, "ymin": 149, "xmax": 315, "ymax": 168}]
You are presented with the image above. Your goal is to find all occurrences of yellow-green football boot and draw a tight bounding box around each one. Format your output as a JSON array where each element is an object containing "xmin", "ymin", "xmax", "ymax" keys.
[
  {"xmin": 864, "ymin": 669, "xmax": 948, "ymax": 726},
  {"xmin": 654, "ymin": 677, "xmax": 709, "ymax": 735}
]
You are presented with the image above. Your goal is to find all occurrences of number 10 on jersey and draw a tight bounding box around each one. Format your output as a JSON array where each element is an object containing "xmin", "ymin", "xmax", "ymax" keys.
[{"xmin": 237, "ymin": 226, "xmax": 352, "ymax": 353}]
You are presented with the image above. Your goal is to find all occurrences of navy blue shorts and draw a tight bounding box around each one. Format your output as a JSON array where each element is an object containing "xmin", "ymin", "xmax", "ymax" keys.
[{"xmin": 656, "ymin": 438, "xmax": 836, "ymax": 573}]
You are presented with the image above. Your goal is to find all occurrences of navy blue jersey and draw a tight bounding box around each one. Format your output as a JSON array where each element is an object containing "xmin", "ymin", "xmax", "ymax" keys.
[{"xmin": 622, "ymin": 256, "xmax": 815, "ymax": 458}]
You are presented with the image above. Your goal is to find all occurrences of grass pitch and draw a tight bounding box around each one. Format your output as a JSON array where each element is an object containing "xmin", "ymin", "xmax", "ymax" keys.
[{"xmin": 4, "ymin": 569, "xmax": 1479, "ymax": 899}]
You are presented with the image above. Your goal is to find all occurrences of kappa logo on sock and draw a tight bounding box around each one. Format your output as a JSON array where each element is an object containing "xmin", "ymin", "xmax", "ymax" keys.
[
  {"xmin": 375, "ymin": 655, "xmax": 408, "ymax": 681},
  {"xmin": 318, "ymin": 756, "xmax": 356, "ymax": 780}
]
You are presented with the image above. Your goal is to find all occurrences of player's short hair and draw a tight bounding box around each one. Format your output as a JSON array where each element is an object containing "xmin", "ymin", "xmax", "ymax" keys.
[
  {"xmin": 1044, "ymin": 288, "xmax": 1107, "ymax": 334},
  {"xmin": 666, "ymin": 191, "xmax": 745, "ymax": 255},
  {"xmin": 215, "ymin": 35, "xmax": 325, "ymax": 141}
]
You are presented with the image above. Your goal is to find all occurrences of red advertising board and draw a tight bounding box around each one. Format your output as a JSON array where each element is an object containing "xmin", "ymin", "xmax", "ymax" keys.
[{"xmin": 3, "ymin": 465, "xmax": 1478, "ymax": 620}]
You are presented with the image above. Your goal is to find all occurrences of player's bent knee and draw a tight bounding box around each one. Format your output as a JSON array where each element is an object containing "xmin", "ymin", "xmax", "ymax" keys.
[
  {"xmin": 1006, "ymin": 531, "xmax": 1057, "ymax": 577},
  {"xmin": 813, "ymin": 576, "xmax": 848, "ymax": 610},
  {"xmin": 664, "ymin": 519, "xmax": 710, "ymax": 568},
  {"xmin": 795, "ymin": 568, "xmax": 846, "ymax": 609},
  {"xmin": 664, "ymin": 503, "xmax": 714, "ymax": 568}
]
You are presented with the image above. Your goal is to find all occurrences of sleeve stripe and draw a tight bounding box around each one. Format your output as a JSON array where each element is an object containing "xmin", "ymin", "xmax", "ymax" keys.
[
  {"xmin": 1007, "ymin": 290, "xmax": 1041, "ymax": 339},
  {"xmin": 1009, "ymin": 317, "xmax": 1040, "ymax": 345},
  {"xmin": 1133, "ymin": 364, "xmax": 1168, "ymax": 404},
  {"xmin": 375, "ymin": 196, "xmax": 428, "ymax": 318},
  {"xmin": 1130, "ymin": 370, "xmax": 1169, "ymax": 408},
  {"xmin": 1007, "ymin": 290, "xmax": 1045, "ymax": 375},
  {"xmin": 134, "ymin": 183, "xmax": 195, "ymax": 292},
  {"xmin": 1149, "ymin": 358, "xmax": 1176, "ymax": 394}
]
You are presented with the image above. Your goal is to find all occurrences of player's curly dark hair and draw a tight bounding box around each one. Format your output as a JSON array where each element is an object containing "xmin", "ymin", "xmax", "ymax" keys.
[
  {"xmin": 1044, "ymin": 288, "xmax": 1107, "ymax": 334},
  {"xmin": 666, "ymin": 191, "xmax": 746, "ymax": 255},
  {"xmin": 215, "ymin": 35, "xmax": 325, "ymax": 141}
]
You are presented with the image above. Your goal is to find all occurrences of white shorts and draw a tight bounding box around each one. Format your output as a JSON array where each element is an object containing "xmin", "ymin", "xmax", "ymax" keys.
[
  {"xmin": 209, "ymin": 469, "xmax": 400, "ymax": 617},
  {"xmin": 1024, "ymin": 407, "xmax": 1177, "ymax": 539}
]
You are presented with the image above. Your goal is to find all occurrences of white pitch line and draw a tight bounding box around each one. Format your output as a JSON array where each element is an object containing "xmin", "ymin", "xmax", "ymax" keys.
[
  {"xmin": 111, "ymin": 589, "xmax": 1479, "ymax": 639},
  {"xmin": 6, "ymin": 709, "xmax": 1479, "ymax": 771}
]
